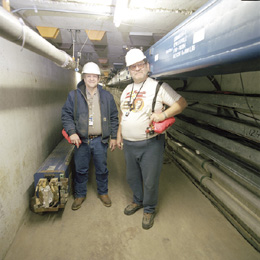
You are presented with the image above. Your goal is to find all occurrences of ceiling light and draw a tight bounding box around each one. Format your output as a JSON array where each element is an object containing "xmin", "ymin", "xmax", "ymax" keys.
[{"xmin": 113, "ymin": 0, "xmax": 128, "ymax": 27}]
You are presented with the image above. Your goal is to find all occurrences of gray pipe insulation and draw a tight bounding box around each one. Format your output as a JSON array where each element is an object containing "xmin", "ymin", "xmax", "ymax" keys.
[
  {"xmin": 169, "ymin": 140, "xmax": 260, "ymax": 209},
  {"xmin": 0, "ymin": 6, "xmax": 76, "ymax": 70}
]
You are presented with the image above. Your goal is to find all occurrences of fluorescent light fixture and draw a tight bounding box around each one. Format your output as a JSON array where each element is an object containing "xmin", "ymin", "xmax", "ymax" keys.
[{"xmin": 113, "ymin": 0, "xmax": 128, "ymax": 27}]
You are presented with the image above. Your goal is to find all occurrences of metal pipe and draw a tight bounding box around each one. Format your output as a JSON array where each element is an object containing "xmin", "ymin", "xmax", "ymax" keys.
[
  {"xmin": 166, "ymin": 138, "xmax": 260, "ymax": 250},
  {"xmin": 167, "ymin": 139, "xmax": 260, "ymax": 215},
  {"xmin": 0, "ymin": 6, "xmax": 76, "ymax": 70},
  {"xmin": 173, "ymin": 153, "xmax": 260, "ymax": 250},
  {"xmin": 146, "ymin": 0, "xmax": 260, "ymax": 78},
  {"xmin": 11, "ymin": 7, "xmax": 112, "ymax": 17}
]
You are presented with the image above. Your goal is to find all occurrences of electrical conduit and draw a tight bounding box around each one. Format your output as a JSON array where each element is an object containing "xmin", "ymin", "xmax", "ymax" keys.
[{"xmin": 166, "ymin": 137, "xmax": 260, "ymax": 251}]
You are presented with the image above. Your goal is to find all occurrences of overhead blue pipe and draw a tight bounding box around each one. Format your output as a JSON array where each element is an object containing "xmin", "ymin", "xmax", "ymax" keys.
[{"xmin": 145, "ymin": 0, "xmax": 260, "ymax": 78}]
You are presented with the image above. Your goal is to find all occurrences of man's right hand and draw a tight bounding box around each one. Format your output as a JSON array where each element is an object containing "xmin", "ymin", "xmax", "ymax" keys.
[
  {"xmin": 117, "ymin": 116, "xmax": 123, "ymax": 150},
  {"xmin": 116, "ymin": 134, "xmax": 123, "ymax": 150},
  {"xmin": 70, "ymin": 133, "xmax": 81, "ymax": 148}
]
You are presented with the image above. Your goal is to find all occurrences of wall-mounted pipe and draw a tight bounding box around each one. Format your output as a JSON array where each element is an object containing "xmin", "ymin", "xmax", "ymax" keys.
[
  {"xmin": 167, "ymin": 138, "xmax": 260, "ymax": 213},
  {"xmin": 166, "ymin": 137, "xmax": 260, "ymax": 251},
  {"xmin": 0, "ymin": 6, "xmax": 76, "ymax": 70},
  {"xmin": 11, "ymin": 7, "xmax": 112, "ymax": 17},
  {"xmin": 174, "ymin": 151, "xmax": 260, "ymax": 251}
]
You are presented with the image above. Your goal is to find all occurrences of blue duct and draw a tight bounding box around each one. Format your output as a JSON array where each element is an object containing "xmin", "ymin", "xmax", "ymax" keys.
[{"xmin": 145, "ymin": 0, "xmax": 260, "ymax": 78}]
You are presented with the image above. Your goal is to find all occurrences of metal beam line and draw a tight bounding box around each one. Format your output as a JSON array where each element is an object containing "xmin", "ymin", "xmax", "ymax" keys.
[
  {"xmin": 167, "ymin": 127, "xmax": 260, "ymax": 194},
  {"xmin": 178, "ymin": 91, "xmax": 260, "ymax": 114},
  {"xmin": 145, "ymin": 0, "xmax": 260, "ymax": 78},
  {"xmin": 182, "ymin": 107, "xmax": 260, "ymax": 143},
  {"xmin": 173, "ymin": 119, "xmax": 260, "ymax": 169}
]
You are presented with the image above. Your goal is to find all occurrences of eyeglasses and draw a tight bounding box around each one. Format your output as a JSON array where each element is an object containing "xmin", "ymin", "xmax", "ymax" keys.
[{"xmin": 129, "ymin": 62, "xmax": 146, "ymax": 71}]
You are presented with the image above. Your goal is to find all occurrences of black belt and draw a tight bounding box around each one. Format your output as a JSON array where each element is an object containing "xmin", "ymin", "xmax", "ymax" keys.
[
  {"xmin": 88, "ymin": 135, "xmax": 101, "ymax": 140},
  {"xmin": 156, "ymin": 134, "xmax": 161, "ymax": 140}
]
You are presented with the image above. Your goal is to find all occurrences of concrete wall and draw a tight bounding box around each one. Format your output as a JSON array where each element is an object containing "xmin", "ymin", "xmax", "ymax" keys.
[{"xmin": 0, "ymin": 37, "xmax": 78, "ymax": 259}]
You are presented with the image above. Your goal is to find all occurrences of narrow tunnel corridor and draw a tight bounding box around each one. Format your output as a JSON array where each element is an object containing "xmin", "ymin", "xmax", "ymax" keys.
[{"xmin": 4, "ymin": 148, "xmax": 259, "ymax": 260}]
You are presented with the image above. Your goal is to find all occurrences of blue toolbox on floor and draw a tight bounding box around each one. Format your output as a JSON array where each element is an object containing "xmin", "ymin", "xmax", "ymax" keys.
[{"xmin": 31, "ymin": 139, "xmax": 75, "ymax": 213}]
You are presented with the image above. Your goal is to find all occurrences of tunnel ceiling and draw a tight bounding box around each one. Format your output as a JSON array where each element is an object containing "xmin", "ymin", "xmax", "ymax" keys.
[{"xmin": 7, "ymin": 0, "xmax": 208, "ymax": 76}]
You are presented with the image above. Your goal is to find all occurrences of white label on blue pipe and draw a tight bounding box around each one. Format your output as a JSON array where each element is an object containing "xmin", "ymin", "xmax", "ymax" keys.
[{"xmin": 193, "ymin": 28, "xmax": 205, "ymax": 44}]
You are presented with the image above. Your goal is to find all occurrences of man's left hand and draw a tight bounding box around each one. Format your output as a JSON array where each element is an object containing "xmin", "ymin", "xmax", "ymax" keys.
[
  {"xmin": 150, "ymin": 112, "xmax": 165, "ymax": 124},
  {"xmin": 109, "ymin": 139, "xmax": 117, "ymax": 152}
]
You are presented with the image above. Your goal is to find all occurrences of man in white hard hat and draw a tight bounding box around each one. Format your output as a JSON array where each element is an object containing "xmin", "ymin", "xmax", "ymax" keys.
[
  {"xmin": 62, "ymin": 62, "xmax": 118, "ymax": 210},
  {"xmin": 117, "ymin": 48, "xmax": 187, "ymax": 229}
]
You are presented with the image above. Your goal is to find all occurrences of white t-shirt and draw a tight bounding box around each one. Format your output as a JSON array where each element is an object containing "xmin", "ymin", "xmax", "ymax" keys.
[{"xmin": 120, "ymin": 77, "xmax": 181, "ymax": 141}]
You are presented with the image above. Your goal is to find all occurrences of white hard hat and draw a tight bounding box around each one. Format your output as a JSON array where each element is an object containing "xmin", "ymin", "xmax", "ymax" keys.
[
  {"xmin": 82, "ymin": 62, "xmax": 101, "ymax": 75},
  {"xmin": 125, "ymin": 48, "xmax": 147, "ymax": 67}
]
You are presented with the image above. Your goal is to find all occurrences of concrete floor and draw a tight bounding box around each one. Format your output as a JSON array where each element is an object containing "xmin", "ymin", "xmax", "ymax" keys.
[{"xmin": 4, "ymin": 148, "xmax": 260, "ymax": 260}]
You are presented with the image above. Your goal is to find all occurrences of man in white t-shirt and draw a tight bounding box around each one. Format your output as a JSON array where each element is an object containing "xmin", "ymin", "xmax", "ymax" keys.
[{"xmin": 117, "ymin": 48, "xmax": 187, "ymax": 229}]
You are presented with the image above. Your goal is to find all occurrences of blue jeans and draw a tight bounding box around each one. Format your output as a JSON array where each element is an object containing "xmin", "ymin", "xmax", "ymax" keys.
[
  {"xmin": 123, "ymin": 135, "xmax": 165, "ymax": 213},
  {"xmin": 73, "ymin": 136, "xmax": 109, "ymax": 198}
]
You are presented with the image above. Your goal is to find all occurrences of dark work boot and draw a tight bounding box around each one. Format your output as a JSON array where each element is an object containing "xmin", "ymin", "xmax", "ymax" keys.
[
  {"xmin": 124, "ymin": 203, "xmax": 143, "ymax": 215},
  {"xmin": 142, "ymin": 212, "xmax": 156, "ymax": 230},
  {"xmin": 71, "ymin": 197, "xmax": 85, "ymax": 210},
  {"xmin": 98, "ymin": 194, "xmax": 112, "ymax": 207}
]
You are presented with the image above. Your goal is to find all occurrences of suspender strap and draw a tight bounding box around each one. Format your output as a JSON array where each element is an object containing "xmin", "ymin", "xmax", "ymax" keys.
[{"xmin": 151, "ymin": 81, "xmax": 163, "ymax": 112}]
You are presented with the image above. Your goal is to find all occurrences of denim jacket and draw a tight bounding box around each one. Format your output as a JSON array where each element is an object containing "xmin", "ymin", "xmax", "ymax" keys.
[{"xmin": 61, "ymin": 80, "xmax": 118, "ymax": 144}]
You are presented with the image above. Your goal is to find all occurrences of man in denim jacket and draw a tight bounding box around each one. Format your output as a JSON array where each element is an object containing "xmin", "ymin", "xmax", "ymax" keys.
[{"xmin": 62, "ymin": 62, "xmax": 118, "ymax": 210}]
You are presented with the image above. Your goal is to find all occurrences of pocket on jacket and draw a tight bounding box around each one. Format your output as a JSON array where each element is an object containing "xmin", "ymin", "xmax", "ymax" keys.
[{"xmin": 77, "ymin": 113, "xmax": 88, "ymax": 137}]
